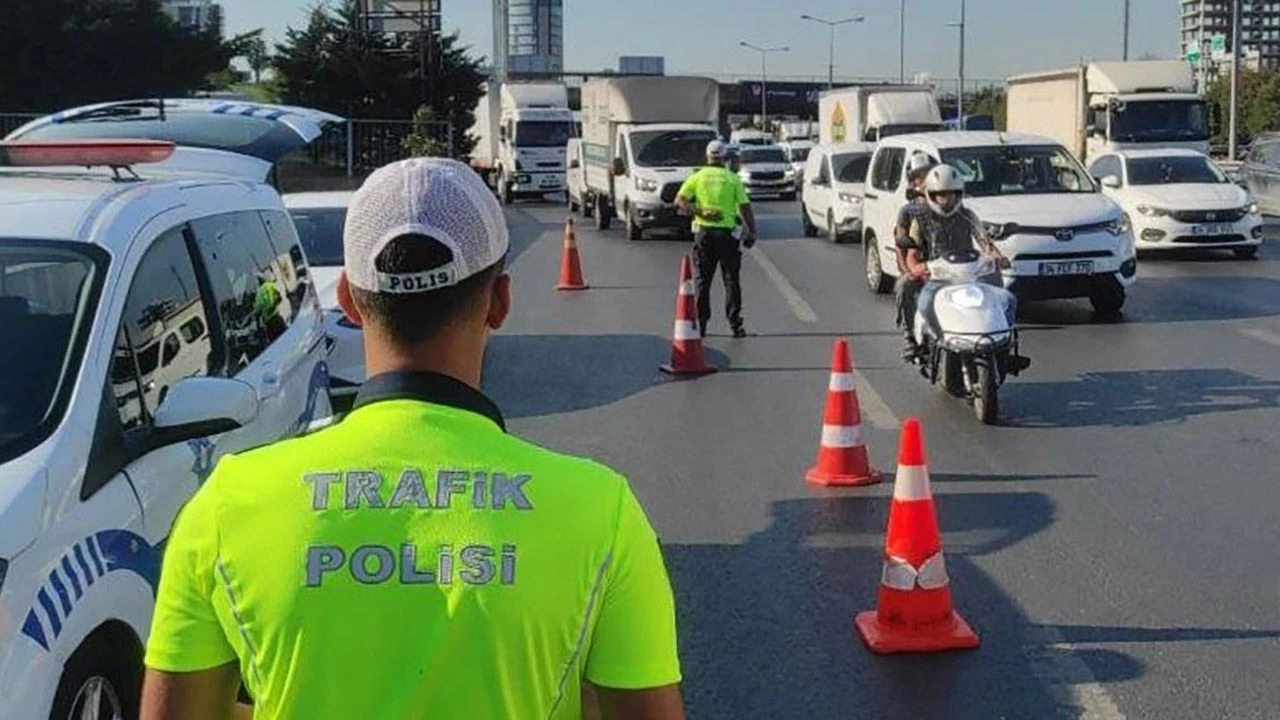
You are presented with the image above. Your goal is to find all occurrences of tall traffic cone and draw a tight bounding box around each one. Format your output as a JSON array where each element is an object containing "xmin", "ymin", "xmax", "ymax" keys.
[
  {"xmin": 555, "ymin": 216, "xmax": 588, "ymax": 291},
  {"xmin": 855, "ymin": 418, "xmax": 979, "ymax": 654},
  {"xmin": 660, "ymin": 255, "xmax": 716, "ymax": 376},
  {"xmin": 805, "ymin": 339, "xmax": 878, "ymax": 487}
]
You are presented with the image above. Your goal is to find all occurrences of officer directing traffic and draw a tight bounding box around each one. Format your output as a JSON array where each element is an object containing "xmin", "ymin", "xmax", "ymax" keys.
[
  {"xmin": 675, "ymin": 140, "xmax": 757, "ymax": 338},
  {"xmin": 141, "ymin": 158, "xmax": 686, "ymax": 720}
]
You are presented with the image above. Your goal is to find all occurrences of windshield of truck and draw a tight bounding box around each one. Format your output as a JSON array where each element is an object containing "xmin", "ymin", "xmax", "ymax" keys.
[
  {"xmin": 1127, "ymin": 155, "xmax": 1228, "ymax": 185},
  {"xmin": 630, "ymin": 130, "xmax": 718, "ymax": 168},
  {"xmin": 1109, "ymin": 100, "xmax": 1209, "ymax": 143},
  {"xmin": 939, "ymin": 144, "xmax": 1097, "ymax": 197},
  {"xmin": 832, "ymin": 153, "xmax": 873, "ymax": 184},
  {"xmin": 288, "ymin": 208, "xmax": 346, "ymax": 266},
  {"xmin": 788, "ymin": 146, "xmax": 812, "ymax": 163},
  {"xmin": 741, "ymin": 147, "xmax": 787, "ymax": 165},
  {"xmin": 514, "ymin": 121, "xmax": 576, "ymax": 148},
  {"xmin": 0, "ymin": 241, "xmax": 106, "ymax": 464}
]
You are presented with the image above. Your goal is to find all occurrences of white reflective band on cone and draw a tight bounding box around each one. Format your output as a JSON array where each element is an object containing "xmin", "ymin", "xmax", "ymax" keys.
[
  {"xmin": 673, "ymin": 320, "xmax": 700, "ymax": 341},
  {"xmin": 680, "ymin": 280, "xmax": 696, "ymax": 295},
  {"xmin": 828, "ymin": 372, "xmax": 856, "ymax": 392},
  {"xmin": 893, "ymin": 463, "xmax": 931, "ymax": 501},
  {"xmin": 881, "ymin": 552, "xmax": 949, "ymax": 591},
  {"xmin": 820, "ymin": 424, "xmax": 862, "ymax": 448}
]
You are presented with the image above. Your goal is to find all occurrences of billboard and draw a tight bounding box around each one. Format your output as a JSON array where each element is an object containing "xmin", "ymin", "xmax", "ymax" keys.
[
  {"xmin": 619, "ymin": 56, "xmax": 665, "ymax": 76},
  {"xmin": 361, "ymin": 0, "xmax": 441, "ymax": 34}
]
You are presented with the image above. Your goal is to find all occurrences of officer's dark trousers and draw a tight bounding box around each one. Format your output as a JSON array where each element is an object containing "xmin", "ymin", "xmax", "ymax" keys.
[{"xmin": 693, "ymin": 228, "xmax": 743, "ymax": 333}]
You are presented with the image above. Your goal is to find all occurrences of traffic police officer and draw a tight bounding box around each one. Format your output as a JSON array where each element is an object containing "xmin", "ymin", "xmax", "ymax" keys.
[
  {"xmin": 675, "ymin": 140, "xmax": 757, "ymax": 338},
  {"xmin": 141, "ymin": 159, "xmax": 686, "ymax": 720}
]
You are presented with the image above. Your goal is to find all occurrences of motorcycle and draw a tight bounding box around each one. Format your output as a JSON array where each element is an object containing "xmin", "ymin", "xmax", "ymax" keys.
[{"xmin": 911, "ymin": 249, "xmax": 1031, "ymax": 424}]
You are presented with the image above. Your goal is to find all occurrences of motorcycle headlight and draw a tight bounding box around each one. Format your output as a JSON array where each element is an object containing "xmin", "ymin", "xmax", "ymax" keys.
[
  {"xmin": 982, "ymin": 221, "xmax": 1014, "ymax": 240},
  {"xmin": 1106, "ymin": 214, "xmax": 1131, "ymax": 236},
  {"xmin": 1136, "ymin": 205, "xmax": 1169, "ymax": 217},
  {"xmin": 634, "ymin": 176, "xmax": 659, "ymax": 193},
  {"xmin": 838, "ymin": 192, "xmax": 862, "ymax": 204}
]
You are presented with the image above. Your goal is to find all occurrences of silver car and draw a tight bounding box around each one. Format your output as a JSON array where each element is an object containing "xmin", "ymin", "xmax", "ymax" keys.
[{"xmin": 1242, "ymin": 133, "xmax": 1280, "ymax": 215}]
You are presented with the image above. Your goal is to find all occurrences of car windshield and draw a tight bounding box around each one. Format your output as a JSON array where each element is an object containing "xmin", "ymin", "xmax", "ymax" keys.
[
  {"xmin": 631, "ymin": 130, "xmax": 718, "ymax": 168},
  {"xmin": 514, "ymin": 121, "xmax": 576, "ymax": 148},
  {"xmin": 0, "ymin": 241, "xmax": 106, "ymax": 464},
  {"xmin": 788, "ymin": 147, "xmax": 812, "ymax": 163},
  {"xmin": 1127, "ymin": 156, "xmax": 1227, "ymax": 185},
  {"xmin": 288, "ymin": 207, "xmax": 347, "ymax": 267},
  {"xmin": 1109, "ymin": 99, "xmax": 1209, "ymax": 143},
  {"xmin": 939, "ymin": 144, "xmax": 1097, "ymax": 197},
  {"xmin": 832, "ymin": 153, "xmax": 872, "ymax": 184},
  {"xmin": 741, "ymin": 147, "xmax": 786, "ymax": 164}
]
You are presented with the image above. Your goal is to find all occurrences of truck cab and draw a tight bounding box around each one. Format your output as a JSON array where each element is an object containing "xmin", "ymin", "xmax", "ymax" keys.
[
  {"xmin": 1085, "ymin": 92, "xmax": 1210, "ymax": 163},
  {"xmin": 496, "ymin": 107, "xmax": 576, "ymax": 203},
  {"xmin": 605, "ymin": 123, "xmax": 719, "ymax": 241}
]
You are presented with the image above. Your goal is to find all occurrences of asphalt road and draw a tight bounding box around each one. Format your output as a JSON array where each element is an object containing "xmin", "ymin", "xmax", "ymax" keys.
[{"xmin": 481, "ymin": 197, "xmax": 1280, "ymax": 720}]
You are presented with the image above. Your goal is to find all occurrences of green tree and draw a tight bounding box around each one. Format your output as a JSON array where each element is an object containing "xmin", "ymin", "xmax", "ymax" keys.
[
  {"xmin": 402, "ymin": 106, "xmax": 450, "ymax": 157},
  {"xmin": 244, "ymin": 35, "xmax": 271, "ymax": 83},
  {"xmin": 1206, "ymin": 69, "xmax": 1280, "ymax": 148},
  {"xmin": 968, "ymin": 86, "xmax": 1007, "ymax": 130}
]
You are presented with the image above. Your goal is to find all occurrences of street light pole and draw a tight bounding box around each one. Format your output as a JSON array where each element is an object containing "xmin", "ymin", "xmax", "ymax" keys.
[
  {"xmin": 739, "ymin": 41, "xmax": 791, "ymax": 130},
  {"xmin": 900, "ymin": 0, "xmax": 907, "ymax": 83},
  {"xmin": 1123, "ymin": 0, "xmax": 1130, "ymax": 60},
  {"xmin": 800, "ymin": 14, "xmax": 864, "ymax": 90},
  {"xmin": 947, "ymin": 0, "xmax": 967, "ymax": 123},
  {"xmin": 1230, "ymin": 0, "xmax": 1241, "ymax": 159}
]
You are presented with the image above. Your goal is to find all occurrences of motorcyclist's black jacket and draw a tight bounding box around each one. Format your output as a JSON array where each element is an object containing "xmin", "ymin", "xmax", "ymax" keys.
[{"xmin": 906, "ymin": 207, "xmax": 981, "ymax": 262}]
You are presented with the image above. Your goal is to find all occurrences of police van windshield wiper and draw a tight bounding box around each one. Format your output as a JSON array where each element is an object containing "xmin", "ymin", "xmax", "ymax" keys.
[{"xmin": 56, "ymin": 100, "xmax": 168, "ymax": 124}]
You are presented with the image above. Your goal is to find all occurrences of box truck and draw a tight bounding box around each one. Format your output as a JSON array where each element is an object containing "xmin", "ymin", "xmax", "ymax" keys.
[
  {"xmin": 1006, "ymin": 61, "xmax": 1209, "ymax": 165},
  {"xmin": 469, "ymin": 81, "xmax": 577, "ymax": 204},
  {"xmin": 818, "ymin": 85, "xmax": 944, "ymax": 145},
  {"xmin": 580, "ymin": 76, "xmax": 720, "ymax": 240}
]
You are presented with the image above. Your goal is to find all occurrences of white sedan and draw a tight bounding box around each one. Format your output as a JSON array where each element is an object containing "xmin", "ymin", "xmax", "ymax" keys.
[
  {"xmin": 283, "ymin": 191, "xmax": 364, "ymax": 407},
  {"xmin": 1090, "ymin": 149, "xmax": 1263, "ymax": 259}
]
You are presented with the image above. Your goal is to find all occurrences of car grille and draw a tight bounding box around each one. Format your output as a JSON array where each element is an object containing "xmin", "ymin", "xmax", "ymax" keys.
[
  {"xmin": 1015, "ymin": 221, "xmax": 1113, "ymax": 237},
  {"xmin": 1013, "ymin": 250, "xmax": 1114, "ymax": 261},
  {"xmin": 660, "ymin": 183, "xmax": 681, "ymax": 203},
  {"xmin": 1170, "ymin": 208, "xmax": 1245, "ymax": 223},
  {"xmin": 750, "ymin": 171, "xmax": 785, "ymax": 181},
  {"xmin": 1172, "ymin": 234, "xmax": 1247, "ymax": 244},
  {"xmin": 536, "ymin": 161, "xmax": 561, "ymax": 168}
]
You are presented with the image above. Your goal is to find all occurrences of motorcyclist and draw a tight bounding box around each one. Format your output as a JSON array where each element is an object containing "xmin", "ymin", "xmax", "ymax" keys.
[
  {"xmin": 894, "ymin": 152, "xmax": 938, "ymax": 359},
  {"xmin": 901, "ymin": 164, "xmax": 1012, "ymax": 361}
]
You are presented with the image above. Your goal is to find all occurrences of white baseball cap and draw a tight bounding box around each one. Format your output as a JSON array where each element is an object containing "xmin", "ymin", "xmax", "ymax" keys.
[
  {"xmin": 705, "ymin": 140, "xmax": 727, "ymax": 159},
  {"xmin": 344, "ymin": 158, "xmax": 510, "ymax": 294}
]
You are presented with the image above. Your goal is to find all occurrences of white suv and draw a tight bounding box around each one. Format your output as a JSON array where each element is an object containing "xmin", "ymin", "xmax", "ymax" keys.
[
  {"xmin": 0, "ymin": 101, "xmax": 339, "ymax": 719},
  {"xmin": 861, "ymin": 132, "xmax": 1137, "ymax": 314}
]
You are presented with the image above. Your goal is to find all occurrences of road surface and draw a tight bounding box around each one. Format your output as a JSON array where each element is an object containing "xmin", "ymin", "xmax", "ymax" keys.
[{"xmin": 482, "ymin": 198, "xmax": 1280, "ymax": 719}]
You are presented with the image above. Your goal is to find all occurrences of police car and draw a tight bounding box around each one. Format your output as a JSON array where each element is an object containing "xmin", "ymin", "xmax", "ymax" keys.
[{"xmin": 0, "ymin": 102, "xmax": 339, "ymax": 719}]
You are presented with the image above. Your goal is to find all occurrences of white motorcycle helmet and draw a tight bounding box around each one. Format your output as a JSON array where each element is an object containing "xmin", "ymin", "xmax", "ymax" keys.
[{"xmin": 924, "ymin": 164, "xmax": 966, "ymax": 218}]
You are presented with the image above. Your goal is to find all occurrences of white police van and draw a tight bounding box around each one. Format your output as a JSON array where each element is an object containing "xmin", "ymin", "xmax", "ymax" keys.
[{"xmin": 0, "ymin": 101, "xmax": 341, "ymax": 719}]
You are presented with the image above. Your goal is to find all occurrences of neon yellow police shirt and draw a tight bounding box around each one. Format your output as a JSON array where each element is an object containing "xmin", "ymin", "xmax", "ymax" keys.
[
  {"xmin": 678, "ymin": 166, "xmax": 748, "ymax": 230},
  {"xmin": 145, "ymin": 372, "xmax": 682, "ymax": 719}
]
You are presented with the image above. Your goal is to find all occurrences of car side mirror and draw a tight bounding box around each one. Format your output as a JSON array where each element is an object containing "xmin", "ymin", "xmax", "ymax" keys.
[
  {"xmin": 611, "ymin": 158, "xmax": 626, "ymax": 176},
  {"xmin": 153, "ymin": 377, "xmax": 259, "ymax": 442},
  {"xmin": 569, "ymin": 158, "xmax": 580, "ymax": 169},
  {"xmin": 1101, "ymin": 175, "xmax": 1122, "ymax": 189}
]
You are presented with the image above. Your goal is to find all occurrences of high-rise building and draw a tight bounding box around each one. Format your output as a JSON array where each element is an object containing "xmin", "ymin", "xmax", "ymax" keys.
[
  {"xmin": 1180, "ymin": 0, "xmax": 1279, "ymax": 81},
  {"xmin": 162, "ymin": 0, "xmax": 218, "ymax": 30},
  {"xmin": 496, "ymin": 0, "xmax": 563, "ymax": 77}
]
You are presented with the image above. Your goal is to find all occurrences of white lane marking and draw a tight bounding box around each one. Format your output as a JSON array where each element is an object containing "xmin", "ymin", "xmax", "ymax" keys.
[
  {"xmin": 1024, "ymin": 625, "xmax": 1127, "ymax": 720},
  {"xmin": 1241, "ymin": 327, "xmax": 1280, "ymax": 348},
  {"xmin": 748, "ymin": 246, "xmax": 818, "ymax": 323},
  {"xmin": 854, "ymin": 375, "xmax": 899, "ymax": 430}
]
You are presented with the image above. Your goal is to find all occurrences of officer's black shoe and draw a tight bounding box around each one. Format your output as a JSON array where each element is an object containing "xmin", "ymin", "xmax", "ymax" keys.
[
  {"xmin": 732, "ymin": 326, "xmax": 747, "ymax": 338},
  {"xmin": 902, "ymin": 337, "xmax": 922, "ymax": 364}
]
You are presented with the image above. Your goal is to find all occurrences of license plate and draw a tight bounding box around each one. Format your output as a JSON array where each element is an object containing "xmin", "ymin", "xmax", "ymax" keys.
[
  {"xmin": 539, "ymin": 178, "xmax": 560, "ymax": 187},
  {"xmin": 1038, "ymin": 260, "xmax": 1094, "ymax": 276},
  {"xmin": 1191, "ymin": 222, "xmax": 1233, "ymax": 235}
]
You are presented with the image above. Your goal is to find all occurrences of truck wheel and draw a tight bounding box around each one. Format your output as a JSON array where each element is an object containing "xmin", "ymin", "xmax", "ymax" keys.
[
  {"xmin": 594, "ymin": 195, "xmax": 611, "ymax": 231},
  {"xmin": 626, "ymin": 207, "xmax": 644, "ymax": 241},
  {"xmin": 782, "ymin": 191, "xmax": 797, "ymax": 202},
  {"xmin": 50, "ymin": 630, "xmax": 141, "ymax": 720},
  {"xmin": 865, "ymin": 236, "xmax": 892, "ymax": 294},
  {"xmin": 973, "ymin": 359, "xmax": 999, "ymax": 425},
  {"xmin": 801, "ymin": 204, "xmax": 818, "ymax": 237},
  {"xmin": 1089, "ymin": 282, "xmax": 1126, "ymax": 317}
]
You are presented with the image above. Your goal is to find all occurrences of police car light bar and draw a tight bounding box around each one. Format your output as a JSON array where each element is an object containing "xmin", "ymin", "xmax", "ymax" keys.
[{"xmin": 0, "ymin": 140, "xmax": 176, "ymax": 168}]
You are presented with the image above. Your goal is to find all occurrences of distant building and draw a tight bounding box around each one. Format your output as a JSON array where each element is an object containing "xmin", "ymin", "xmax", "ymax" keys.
[
  {"xmin": 619, "ymin": 56, "xmax": 665, "ymax": 75},
  {"xmin": 1180, "ymin": 0, "xmax": 1279, "ymax": 82},
  {"xmin": 162, "ymin": 0, "xmax": 219, "ymax": 30},
  {"xmin": 496, "ymin": 0, "xmax": 563, "ymax": 78}
]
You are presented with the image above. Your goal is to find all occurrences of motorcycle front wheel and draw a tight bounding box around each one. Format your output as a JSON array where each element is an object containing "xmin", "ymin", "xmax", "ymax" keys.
[{"xmin": 973, "ymin": 359, "xmax": 999, "ymax": 425}]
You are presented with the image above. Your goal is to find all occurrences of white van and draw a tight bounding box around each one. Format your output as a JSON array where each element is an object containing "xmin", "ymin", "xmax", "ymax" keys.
[
  {"xmin": 1, "ymin": 101, "xmax": 338, "ymax": 719},
  {"xmin": 860, "ymin": 132, "xmax": 1137, "ymax": 314},
  {"xmin": 801, "ymin": 142, "xmax": 875, "ymax": 243},
  {"xmin": 565, "ymin": 137, "xmax": 588, "ymax": 216}
]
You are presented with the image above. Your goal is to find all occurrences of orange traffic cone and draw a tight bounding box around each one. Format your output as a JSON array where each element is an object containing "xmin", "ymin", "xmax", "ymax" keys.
[
  {"xmin": 805, "ymin": 339, "xmax": 878, "ymax": 487},
  {"xmin": 660, "ymin": 255, "xmax": 716, "ymax": 376},
  {"xmin": 855, "ymin": 418, "xmax": 980, "ymax": 654},
  {"xmin": 556, "ymin": 217, "xmax": 588, "ymax": 291}
]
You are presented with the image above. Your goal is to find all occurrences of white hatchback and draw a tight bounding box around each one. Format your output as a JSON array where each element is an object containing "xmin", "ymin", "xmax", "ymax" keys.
[
  {"xmin": 1, "ymin": 101, "xmax": 339, "ymax": 720},
  {"xmin": 861, "ymin": 132, "xmax": 1137, "ymax": 314},
  {"xmin": 1089, "ymin": 149, "xmax": 1263, "ymax": 259},
  {"xmin": 801, "ymin": 142, "xmax": 874, "ymax": 243}
]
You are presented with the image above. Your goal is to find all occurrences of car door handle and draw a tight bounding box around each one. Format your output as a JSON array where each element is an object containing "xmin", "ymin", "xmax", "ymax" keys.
[{"xmin": 260, "ymin": 368, "xmax": 282, "ymax": 397}]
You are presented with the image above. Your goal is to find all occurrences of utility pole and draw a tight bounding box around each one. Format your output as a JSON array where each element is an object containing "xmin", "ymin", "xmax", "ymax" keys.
[
  {"xmin": 948, "ymin": 0, "xmax": 967, "ymax": 123},
  {"xmin": 739, "ymin": 41, "xmax": 790, "ymax": 130},
  {"xmin": 1123, "ymin": 0, "xmax": 1130, "ymax": 60},
  {"xmin": 1230, "ymin": 0, "xmax": 1241, "ymax": 159},
  {"xmin": 899, "ymin": 0, "xmax": 907, "ymax": 83},
  {"xmin": 800, "ymin": 14, "xmax": 864, "ymax": 90}
]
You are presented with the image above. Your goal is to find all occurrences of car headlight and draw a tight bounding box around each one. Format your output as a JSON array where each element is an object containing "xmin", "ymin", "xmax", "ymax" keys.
[
  {"xmin": 1106, "ymin": 214, "xmax": 1131, "ymax": 236},
  {"xmin": 1246, "ymin": 201, "xmax": 1260, "ymax": 215},
  {"xmin": 838, "ymin": 192, "xmax": 862, "ymax": 204},
  {"xmin": 634, "ymin": 176, "xmax": 659, "ymax": 192},
  {"xmin": 982, "ymin": 221, "xmax": 1015, "ymax": 240},
  {"xmin": 785, "ymin": 168, "xmax": 797, "ymax": 178},
  {"xmin": 1136, "ymin": 204, "xmax": 1170, "ymax": 217}
]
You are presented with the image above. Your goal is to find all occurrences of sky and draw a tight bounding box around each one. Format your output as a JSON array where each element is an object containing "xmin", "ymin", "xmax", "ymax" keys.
[{"xmin": 218, "ymin": 0, "xmax": 1182, "ymax": 83}]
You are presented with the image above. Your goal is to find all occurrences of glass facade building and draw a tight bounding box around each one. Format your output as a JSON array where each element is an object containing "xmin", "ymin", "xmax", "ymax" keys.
[{"xmin": 506, "ymin": 0, "xmax": 563, "ymax": 75}]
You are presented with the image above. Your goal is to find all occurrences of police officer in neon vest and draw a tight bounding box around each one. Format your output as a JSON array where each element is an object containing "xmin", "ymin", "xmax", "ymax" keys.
[{"xmin": 141, "ymin": 159, "xmax": 686, "ymax": 720}]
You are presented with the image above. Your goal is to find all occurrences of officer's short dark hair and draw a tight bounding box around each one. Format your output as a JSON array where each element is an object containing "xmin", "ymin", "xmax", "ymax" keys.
[{"xmin": 349, "ymin": 234, "xmax": 505, "ymax": 347}]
